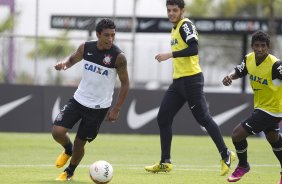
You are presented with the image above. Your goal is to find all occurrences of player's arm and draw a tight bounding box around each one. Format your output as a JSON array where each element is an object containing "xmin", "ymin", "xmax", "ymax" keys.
[
  {"xmin": 223, "ymin": 57, "xmax": 248, "ymax": 86},
  {"xmin": 54, "ymin": 43, "xmax": 84, "ymax": 70},
  {"xmin": 106, "ymin": 53, "xmax": 129, "ymax": 122},
  {"xmin": 172, "ymin": 21, "xmax": 198, "ymax": 58},
  {"xmin": 155, "ymin": 21, "xmax": 198, "ymax": 62},
  {"xmin": 272, "ymin": 60, "xmax": 282, "ymax": 86}
]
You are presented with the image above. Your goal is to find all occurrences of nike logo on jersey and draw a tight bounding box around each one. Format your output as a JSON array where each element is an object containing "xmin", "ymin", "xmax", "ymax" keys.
[
  {"xmin": 87, "ymin": 52, "xmax": 93, "ymax": 55},
  {"xmin": 253, "ymin": 89, "xmax": 262, "ymax": 91},
  {"xmin": 0, "ymin": 95, "xmax": 32, "ymax": 118}
]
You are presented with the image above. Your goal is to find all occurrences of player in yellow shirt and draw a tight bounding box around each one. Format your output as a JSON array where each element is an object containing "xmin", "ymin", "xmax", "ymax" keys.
[
  {"xmin": 223, "ymin": 30, "xmax": 282, "ymax": 183},
  {"xmin": 145, "ymin": 0, "xmax": 235, "ymax": 176}
]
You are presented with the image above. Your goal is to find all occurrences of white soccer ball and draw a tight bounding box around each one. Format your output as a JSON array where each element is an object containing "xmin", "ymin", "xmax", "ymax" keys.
[{"xmin": 89, "ymin": 160, "xmax": 113, "ymax": 184}]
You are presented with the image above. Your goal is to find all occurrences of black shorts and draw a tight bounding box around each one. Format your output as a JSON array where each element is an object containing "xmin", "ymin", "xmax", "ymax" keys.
[
  {"xmin": 241, "ymin": 109, "xmax": 282, "ymax": 135},
  {"xmin": 53, "ymin": 98, "xmax": 109, "ymax": 142}
]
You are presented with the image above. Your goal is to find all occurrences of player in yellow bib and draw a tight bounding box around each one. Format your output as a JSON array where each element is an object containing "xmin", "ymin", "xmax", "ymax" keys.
[
  {"xmin": 223, "ymin": 30, "xmax": 282, "ymax": 184},
  {"xmin": 145, "ymin": 0, "xmax": 235, "ymax": 176}
]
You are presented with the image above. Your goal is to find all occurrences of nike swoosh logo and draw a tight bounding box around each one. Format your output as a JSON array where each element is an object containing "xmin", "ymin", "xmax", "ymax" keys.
[
  {"xmin": 201, "ymin": 103, "xmax": 249, "ymax": 131},
  {"xmin": 127, "ymin": 100, "xmax": 159, "ymax": 129},
  {"xmin": 226, "ymin": 154, "xmax": 231, "ymax": 165},
  {"xmin": 52, "ymin": 97, "xmax": 61, "ymax": 122},
  {"xmin": 0, "ymin": 95, "xmax": 32, "ymax": 118},
  {"xmin": 77, "ymin": 19, "xmax": 91, "ymax": 28},
  {"xmin": 127, "ymin": 100, "xmax": 249, "ymax": 130},
  {"xmin": 190, "ymin": 105, "xmax": 196, "ymax": 109},
  {"xmin": 139, "ymin": 20, "xmax": 156, "ymax": 30}
]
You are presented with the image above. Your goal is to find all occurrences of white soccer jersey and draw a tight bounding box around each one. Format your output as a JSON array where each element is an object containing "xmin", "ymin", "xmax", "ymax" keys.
[{"xmin": 73, "ymin": 41, "xmax": 121, "ymax": 109}]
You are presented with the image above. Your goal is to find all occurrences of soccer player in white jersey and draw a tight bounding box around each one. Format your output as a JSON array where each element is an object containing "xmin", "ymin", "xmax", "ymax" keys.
[{"xmin": 52, "ymin": 18, "xmax": 129, "ymax": 181}]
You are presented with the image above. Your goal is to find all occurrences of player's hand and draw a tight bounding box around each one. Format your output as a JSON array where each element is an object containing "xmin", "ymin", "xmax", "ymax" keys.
[
  {"xmin": 54, "ymin": 61, "xmax": 67, "ymax": 70},
  {"xmin": 106, "ymin": 108, "xmax": 120, "ymax": 123},
  {"xmin": 155, "ymin": 53, "xmax": 172, "ymax": 62},
  {"xmin": 222, "ymin": 75, "xmax": 233, "ymax": 86}
]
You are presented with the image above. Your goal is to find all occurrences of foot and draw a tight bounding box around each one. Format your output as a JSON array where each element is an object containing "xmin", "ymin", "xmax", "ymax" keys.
[
  {"xmin": 55, "ymin": 171, "xmax": 73, "ymax": 181},
  {"xmin": 227, "ymin": 163, "xmax": 250, "ymax": 182},
  {"xmin": 220, "ymin": 150, "xmax": 236, "ymax": 176},
  {"xmin": 279, "ymin": 172, "xmax": 282, "ymax": 184},
  {"xmin": 144, "ymin": 162, "xmax": 173, "ymax": 173},
  {"xmin": 55, "ymin": 151, "xmax": 71, "ymax": 168}
]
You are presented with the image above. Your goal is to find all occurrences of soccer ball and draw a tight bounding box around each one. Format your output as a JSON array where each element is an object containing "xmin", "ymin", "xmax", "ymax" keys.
[{"xmin": 89, "ymin": 160, "xmax": 113, "ymax": 184}]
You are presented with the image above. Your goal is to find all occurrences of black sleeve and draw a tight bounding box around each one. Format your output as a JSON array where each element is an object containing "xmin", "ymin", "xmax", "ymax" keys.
[
  {"xmin": 172, "ymin": 21, "xmax": 198, "ymax": 58},
  {"xmin": 172, "ymin": 41, "xmax": 198, "ymax": 58},
  {"xmin": 234, "ymin": 56, "xmax": 248, "ymax": 78},
  {"xmin": 179, "ymin": 21, "xmax": 198, "ymax": 45},
  {"xmin": 272, "ymin": 60, "xmax": 282, "ymax": 80}
]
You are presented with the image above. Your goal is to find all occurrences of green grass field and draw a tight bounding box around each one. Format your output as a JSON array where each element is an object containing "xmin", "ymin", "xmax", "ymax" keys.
[{"xmin": 0, "ymin": 133, "xmax": 280, "ymax": 184}]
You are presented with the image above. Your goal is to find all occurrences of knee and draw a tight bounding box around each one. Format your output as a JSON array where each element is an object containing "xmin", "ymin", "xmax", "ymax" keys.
[
  {"xmin": 157, "ymin": 111, "xmax": 171, "ymax": 127},
  {"xmin": 231, "ymin": 125, "xmax": 247, "ymax": 142},
  {"xmin": 52, "ymin": 126, "xmax": 64, "ymax": 140},
  {"xmin": 195, "ymin": 114, "xmax": 212, "ymax": 127},
  {"xmin": 231, "ymin": 129, "xmax": 240, "ymax": 142},
  {"xmin": 266, "ymin": 132, "xmax": 280, "ymax": 143}
]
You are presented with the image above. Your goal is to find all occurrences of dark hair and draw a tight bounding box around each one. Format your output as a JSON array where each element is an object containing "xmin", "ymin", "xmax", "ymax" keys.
[
  {"xmin": 96, "ymin": 18, "xmax": 116, "ymax": 33},
  {"xmin": 166, "ymin": 0, "xmax": 185, "ymax": 9},
  {"xmin": 251, "ymin": 30, "xmax": 270, "ymax": 47}
]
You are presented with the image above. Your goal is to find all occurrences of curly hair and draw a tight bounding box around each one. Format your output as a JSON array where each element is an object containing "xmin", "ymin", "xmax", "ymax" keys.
[
  {"xmin": 96, "ymin": 18, "xmax": 116, "ymax": 33},
  {"xmin": 166, "ymin": 0, "xmax": 185, "ymax": 9},
  {"xmin": 251, "ymin": 30, "xmax": 270, "ymax": 47}
]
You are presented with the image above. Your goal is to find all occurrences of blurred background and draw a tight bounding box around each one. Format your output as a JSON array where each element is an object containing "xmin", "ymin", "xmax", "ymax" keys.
[{"xmin": 1, "ymin": 0, "xmax": 282, "ymax": 92}]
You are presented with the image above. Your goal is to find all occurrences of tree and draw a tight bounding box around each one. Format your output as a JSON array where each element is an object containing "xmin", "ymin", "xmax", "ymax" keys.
[
  {"xmin": 0, "ymin": 15, "xmax": 14, "ymax": 33},
  {"xmin": 185, "ymin": 0, "xmax": 214, "ymax": 17},
  {"xmin": 27, "ymin": 31, "xmax": 74, "ymax": 59},
  {"xmin": 0, "ymin": 15, "xmax": 15, "ymax": 83},
  {"xmin": 27, "ymin": 31, "xmax": 75, "ymax": 85},
  {"xmin": 185, "ymin": 0, "xmax": 281, "ymax": 89},
  {"xmin": 186, "ymin": 0, "xmax": 282, "ymax": 18}
]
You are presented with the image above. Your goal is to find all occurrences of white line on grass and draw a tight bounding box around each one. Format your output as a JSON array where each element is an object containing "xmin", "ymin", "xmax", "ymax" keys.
[{"xmin": 0, "ymin": 163, "xmax": 279, "ymax": 169}]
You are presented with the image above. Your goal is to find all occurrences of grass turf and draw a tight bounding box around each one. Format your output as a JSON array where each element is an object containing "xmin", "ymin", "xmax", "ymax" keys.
[{"xmin": 0, "ymin": 133, "xmax": 280, "ymax": 184}]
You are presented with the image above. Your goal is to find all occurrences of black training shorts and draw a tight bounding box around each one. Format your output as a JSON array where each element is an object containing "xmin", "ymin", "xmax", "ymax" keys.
[
  {"xmin": 53, "ymin": 98, "xmax": 109, "ymax": 142},
  {"xmin": 241, "ymin": 109, "xmax": 282, "ymax": 135}
]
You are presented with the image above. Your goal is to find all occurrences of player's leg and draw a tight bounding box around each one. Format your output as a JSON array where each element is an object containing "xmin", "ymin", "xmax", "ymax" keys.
[
  {"xmin": 56, "ymin": 136, "xmax": 86, "ymax": 181},
  {"xmin": 184, "ymin": 73, "xmax": 234, "ymax": 175},
  {"xmin": 52, "ymin": 98, "xmax": 81, "ymax": 169},
  {"xmin": 228, "ymin": 109, "xmax": 273, "ymax": 182},
  {"xmin": 227, "ymin": 123, "xmax": 250, "ymax": 182},
  {"xmin": 191, "ymin": 98, "xmax": 236, "ymax": 176},
  {"xmin": 264, "ymin": 119, "xmax": 282, "ymax": 184},
  {"xmin": 59, "ymin": 107, "xmax": 109, "ymax": 180},
  {"xmin": 56, "ymin": 136, "xmax": 87, "ymax": 181},
  {"xmin": 145, "ymin": 82, "xmax": 185, "ymax": 173},
  {"xmin": 158, "ymin": 85, "xmax": 185, "ymax": 163},
  {"xmin": 52, "ymin": 126, "xmax": 73, "ymax": 168}
]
